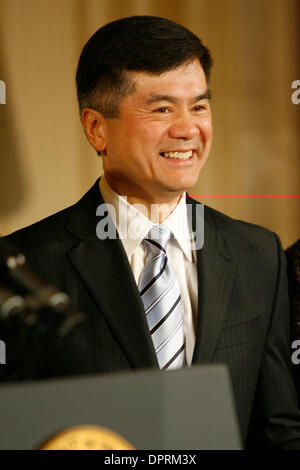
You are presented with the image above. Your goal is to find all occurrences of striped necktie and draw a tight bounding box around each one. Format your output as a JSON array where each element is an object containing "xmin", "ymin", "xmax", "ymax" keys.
[{"xmin": 139, "ymin": 224, "xmax": 185, "ymax": 370}]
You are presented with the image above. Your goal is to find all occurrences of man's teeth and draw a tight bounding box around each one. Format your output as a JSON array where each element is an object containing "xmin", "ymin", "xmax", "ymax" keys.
[{"xmin": 162, "ymin": 150, "xmax": 193, "ymax": 160}]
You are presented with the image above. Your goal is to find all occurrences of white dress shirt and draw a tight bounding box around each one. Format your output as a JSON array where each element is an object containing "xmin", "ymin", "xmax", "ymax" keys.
[{"xmin": 99, "ymin": 176, "xmax": 198, "ymax": 366}]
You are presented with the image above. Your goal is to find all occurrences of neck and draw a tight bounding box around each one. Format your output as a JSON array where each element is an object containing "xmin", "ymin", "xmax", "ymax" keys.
[
  {"xmin": 100, "ymin": 175, "xmax": 183, "ymax": 223},
  {"xmin": 126, "ymin": 195, "xmax": 182, "ymax": 223}
]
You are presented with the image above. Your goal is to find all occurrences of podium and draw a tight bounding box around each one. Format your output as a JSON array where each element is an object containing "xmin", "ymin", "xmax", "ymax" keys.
[{"xmin": 0, "ymin": 364, "xmax": 242, "ymax": 449}]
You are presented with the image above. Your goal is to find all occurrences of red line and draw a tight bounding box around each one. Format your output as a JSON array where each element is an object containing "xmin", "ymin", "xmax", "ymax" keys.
[{"xmin": 188, "ymin": 195, "xmax": 300, "ymax": 199}]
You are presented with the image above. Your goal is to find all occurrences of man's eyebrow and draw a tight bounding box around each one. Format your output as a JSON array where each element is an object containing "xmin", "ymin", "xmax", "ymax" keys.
[
  {"xmin": 146, "ymin": 89, "xmax": 212, "ymax": 104},
  {"xmin": 191, "ymin": 90, "xmax": 212, "ymax": 102}
]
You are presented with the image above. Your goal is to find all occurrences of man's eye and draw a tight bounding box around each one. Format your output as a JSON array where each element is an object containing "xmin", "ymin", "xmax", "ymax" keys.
[
  {"xmin": 194, "ymin": 105, "xmax": 206, "ymax": 111},
  {"xmin": 155, "ymin": 107, "xmax": 169, "ymax": 113}
]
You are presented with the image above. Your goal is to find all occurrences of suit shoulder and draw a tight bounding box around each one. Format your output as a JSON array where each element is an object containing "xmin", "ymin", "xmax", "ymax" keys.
[
  {"xmin": 3, "ymin": 204, "xmax": 75, "ymax": 254},
  {"xmin": 199, "ymin": 202, "xmax": 281, "ymax": 255}
]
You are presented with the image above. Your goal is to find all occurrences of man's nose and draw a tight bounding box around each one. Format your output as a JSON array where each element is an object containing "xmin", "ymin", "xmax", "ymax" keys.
[{"xmin": 168, "ymin": 113, "xmax": 200, "ymax": 140}]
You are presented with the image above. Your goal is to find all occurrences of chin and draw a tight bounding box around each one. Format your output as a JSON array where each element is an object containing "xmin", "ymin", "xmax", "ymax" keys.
[
  {"xmin": 162, "ymin": 184, "xmax": 194, "ymax": 196},
  {"xmin": 170, "ymin": 178, "xmax": 199, "ymax": 192}
]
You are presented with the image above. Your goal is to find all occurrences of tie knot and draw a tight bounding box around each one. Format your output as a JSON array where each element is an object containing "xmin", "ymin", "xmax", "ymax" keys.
[{"xmin": 145, "ymin": 224, "xmax": 172, "ymax": 251}]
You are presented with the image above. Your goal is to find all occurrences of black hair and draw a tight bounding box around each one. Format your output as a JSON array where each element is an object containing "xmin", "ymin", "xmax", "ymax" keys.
[{"xmin": 76, "ymin": 15, "xmax": 213, "ymax": 118}]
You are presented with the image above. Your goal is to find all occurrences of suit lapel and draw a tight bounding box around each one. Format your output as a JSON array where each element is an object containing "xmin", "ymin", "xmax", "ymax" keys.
[
  {"xmin": 187, "ymin": 198, "xmax": 239, "ymax": 363},
  {"xmin": 66, "ymin": 180, "xmax": 158, "ymax": 369}
]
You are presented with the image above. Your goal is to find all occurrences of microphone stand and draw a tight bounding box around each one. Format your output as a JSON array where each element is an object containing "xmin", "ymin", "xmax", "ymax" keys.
[{"xmin": 0, "ymin": 242, "xmax": 85, "ymax": 381}]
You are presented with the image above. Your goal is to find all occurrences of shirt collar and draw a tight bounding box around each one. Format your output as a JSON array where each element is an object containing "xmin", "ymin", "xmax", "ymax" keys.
[
  {"xmin": 99, "ymin": 176, "xmax": 193, "ymax": 262},
  {"xmin": 163, "ymin": 193, "xmax": 193, "ymax": 262}
]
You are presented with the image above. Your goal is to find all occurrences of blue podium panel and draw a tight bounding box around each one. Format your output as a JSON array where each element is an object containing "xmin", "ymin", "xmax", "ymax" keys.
[{"xmin": 0, "ymin": 364, "xmax": 242, "ymax": 450}]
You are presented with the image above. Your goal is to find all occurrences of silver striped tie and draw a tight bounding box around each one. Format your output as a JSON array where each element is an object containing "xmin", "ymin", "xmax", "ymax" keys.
[{"xmin": 139, "ymin": 224, "xmax": 185, "ymax": 370}]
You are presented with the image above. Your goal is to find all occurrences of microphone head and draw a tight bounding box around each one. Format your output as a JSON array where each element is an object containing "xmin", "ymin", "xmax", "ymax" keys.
[
  {"xmin": 0, "ymin": 238, "xmax": 20, "ymax": 262},
  {"xmin": 0, "ymin": 238, "xmax": 27, "ymax": 294}
]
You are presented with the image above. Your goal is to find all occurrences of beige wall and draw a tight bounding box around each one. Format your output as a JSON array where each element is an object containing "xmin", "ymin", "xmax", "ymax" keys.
[{"xmin": 0, "ymin": 0, "xmax": 299, "ymax": 248}]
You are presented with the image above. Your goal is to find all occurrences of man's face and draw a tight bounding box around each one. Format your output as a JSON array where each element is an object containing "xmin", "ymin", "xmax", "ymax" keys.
[{"xmin": 101, "ymin": 59, "xmax": 212, "ymax": 203}]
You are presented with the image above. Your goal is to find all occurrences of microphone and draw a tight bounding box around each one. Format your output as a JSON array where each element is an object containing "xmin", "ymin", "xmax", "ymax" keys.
[
  {"xmin": 0, "ymin": 238, "xmax": 84, "ymax": 336},
  {"xmin": 0, "ymin": 285, "xmax": 26, "ymax": 319},
  {"xmin": 0, "ymin": 239, "xmax": 86, "ymax": 381},
  {"xmin": 0, "ymin": 239, "xmax": 70, "ymax": 309}
]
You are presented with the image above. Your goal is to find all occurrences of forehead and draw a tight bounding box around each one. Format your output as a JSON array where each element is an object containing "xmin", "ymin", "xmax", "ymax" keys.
[{"xmin": 126, "ymin": 59, "xmax": 208, "ymax": 100}]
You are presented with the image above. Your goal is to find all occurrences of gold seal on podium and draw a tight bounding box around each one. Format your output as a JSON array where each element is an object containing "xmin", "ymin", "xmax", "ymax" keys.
[{"xmin": 38, "ymin": 425, "xmax": 135, "ymax": 450}]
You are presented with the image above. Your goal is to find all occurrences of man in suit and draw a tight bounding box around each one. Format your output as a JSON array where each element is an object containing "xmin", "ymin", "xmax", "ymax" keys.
[{"xmin": 2, "ymin": 15, "xmax": 300, "ymax": 449}]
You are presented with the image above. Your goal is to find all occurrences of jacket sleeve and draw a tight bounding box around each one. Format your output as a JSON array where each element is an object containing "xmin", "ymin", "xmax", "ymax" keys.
[{"xmin": 246, "ymin": 233, "xmax": 300, "ymax": 449}]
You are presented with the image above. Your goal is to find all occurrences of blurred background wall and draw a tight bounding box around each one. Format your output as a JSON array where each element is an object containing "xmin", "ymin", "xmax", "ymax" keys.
[{"xmin": 0, "ymin": 0, "xmax": 299, "ymax": 248}]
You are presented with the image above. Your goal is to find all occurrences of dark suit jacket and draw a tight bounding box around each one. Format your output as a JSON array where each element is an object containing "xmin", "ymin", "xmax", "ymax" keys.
[
  {"xmin": 2, "ymin": 179, "xmax": 300, "ymax": 449},
  {"xmin": 286, "ymin": 240, "xmax": 300, "ymax": 406}
]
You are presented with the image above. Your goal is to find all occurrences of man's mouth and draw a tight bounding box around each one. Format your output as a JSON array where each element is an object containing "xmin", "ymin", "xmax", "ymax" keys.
[{"xmin": 160, "ymin": 150, "xmax": 193, "ymax": 160}]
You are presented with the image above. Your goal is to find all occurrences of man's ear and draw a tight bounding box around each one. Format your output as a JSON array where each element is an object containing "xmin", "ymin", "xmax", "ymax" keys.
[{"xmin": 81, "ymin": 108, "xmax": 108, "ymax": 154}]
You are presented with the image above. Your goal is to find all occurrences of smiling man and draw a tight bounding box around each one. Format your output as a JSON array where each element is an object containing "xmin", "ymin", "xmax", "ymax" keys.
[
  {"xmin": 3, "ymin": 16, "xmax": 300, "ymax": 449},
  {"xmin": 82, "ymin": 59, "xmax": 212, "ymax": 212}
]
